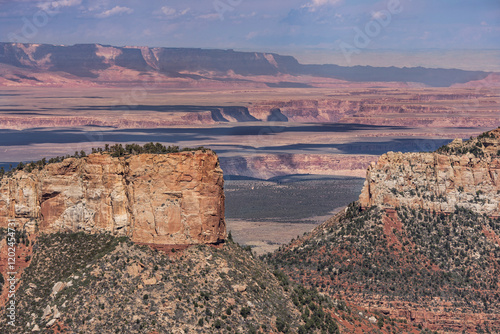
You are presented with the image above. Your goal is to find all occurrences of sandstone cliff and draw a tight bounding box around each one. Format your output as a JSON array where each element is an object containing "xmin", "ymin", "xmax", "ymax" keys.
[
  {"xmin": 359, "ymin": 128, "xmax": 500, "ymax": 215},
  {"xmin": 0, "ymin": 152, "xmax": 226, "ymax": 245}
]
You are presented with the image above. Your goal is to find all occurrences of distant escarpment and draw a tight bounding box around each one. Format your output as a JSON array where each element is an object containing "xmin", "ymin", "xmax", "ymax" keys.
[
  {"xmin": 0, "ymin": 42, "xmax": 492, "ymax": 87},
  {"xmin": 248, "ymin": 99, "xmax": 359, "ymax": 122},
  {"xmin": 220, "ymin": 154, "xmax": 376, "ymax": 179},
  {"xmin": 360, "ymin": 128, "xmax": 500, "ymax": 215},
  {"xmin": 0, "ymin": 151, "xmax": 225, "ymax": 245}
]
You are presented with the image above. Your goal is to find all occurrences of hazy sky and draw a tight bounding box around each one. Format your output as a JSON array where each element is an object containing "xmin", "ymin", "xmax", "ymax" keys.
[{"xmin": 1, "ymin": 0, "xmax": 499, "ymax": 68}]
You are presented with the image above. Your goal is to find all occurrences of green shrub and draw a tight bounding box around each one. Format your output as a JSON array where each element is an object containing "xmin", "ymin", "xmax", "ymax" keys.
[{"xmin": 240, "ymin": 306, "xmax": 251, "ymax": 319}]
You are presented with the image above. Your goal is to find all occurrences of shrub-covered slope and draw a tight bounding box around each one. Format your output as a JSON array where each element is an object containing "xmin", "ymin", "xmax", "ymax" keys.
[
  {"xmin": 267, "ymin": 203, "xmax": 500, "ymax": 333},
  {"xmin": 0, "ymin": 233, "xmax": 303, "ymax": 333},
  {"xmin": 0, "ymin": 230, "xmax": 421, "ymax": 333},
  {"xmin": 0, "ymin": 232, "xmax": 372, "ymax": 333}
]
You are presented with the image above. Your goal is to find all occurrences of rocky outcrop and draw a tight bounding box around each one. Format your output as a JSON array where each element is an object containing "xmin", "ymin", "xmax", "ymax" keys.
[
  {"xmin": 360, "ymin": 128, "xmax": 500, "ymax": 215},
  {"xmin": 270, "ymin": 127, "xmax": 500, "ymax": 334},
  {"xmin": 0, "ymin": 152, "xmax": 226, "ymax": 245}
]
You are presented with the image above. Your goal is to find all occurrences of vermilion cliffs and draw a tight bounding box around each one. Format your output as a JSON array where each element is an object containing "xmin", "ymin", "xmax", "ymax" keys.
[
  {"xmin": 1, "ymin": 43, "xmax": 496, "ymax": 88},
  {"xmin": 0, "ymin": 151, "xmax": 225, "ymax": 245}
]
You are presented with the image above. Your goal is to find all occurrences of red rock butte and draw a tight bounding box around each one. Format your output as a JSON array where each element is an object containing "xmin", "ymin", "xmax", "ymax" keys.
[{"xmin": 0, "ymin": 151, "xmax": 226, "ymax": 245}]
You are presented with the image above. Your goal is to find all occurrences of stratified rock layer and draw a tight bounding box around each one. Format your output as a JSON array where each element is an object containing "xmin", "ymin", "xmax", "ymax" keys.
[
  {"xmin": 0, "ymin": 152, "xmax": 226, "ymax": 245},
  {"xmin": 360, "ymin": 129, "xmax": 500, "ymax": 215}
]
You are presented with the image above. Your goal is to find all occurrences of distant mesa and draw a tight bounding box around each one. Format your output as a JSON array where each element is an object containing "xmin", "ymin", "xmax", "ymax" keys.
[
  {"xmin": 0, "ymin": 42, "xmax": 494, "ymax": 87},
  {"xmin": 217, "ymin": 106, "xmax": 259, "ymax": 122}
]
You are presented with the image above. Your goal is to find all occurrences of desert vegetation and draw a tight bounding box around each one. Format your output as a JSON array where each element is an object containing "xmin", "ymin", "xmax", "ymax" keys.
[
  {"xmin": 0, "ymin": 228, "xmax": 415, "ymax": 333},
  {"xmin": 266, "ymin": 202, "xmax": 500, "ymax": 332},
  {"xmin": 1, "ymin": 232, "xmax": 304, "ymax": 333},
  {"xmin": 0, "ymin": 143, "xmax": 209, "ymax": 178},
  {"xmin": 436, "ymin": 127, "xmax": 500, "ymax": 157}
]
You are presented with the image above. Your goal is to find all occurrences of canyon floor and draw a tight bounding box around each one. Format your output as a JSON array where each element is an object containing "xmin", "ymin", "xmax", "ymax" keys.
[
  {"xmin": 225, "ymin": 177, "xmax": 365, "ymax": 254},
  {"xmin": 1, "ymin": 86, "xmax": 498, "ymax": 171}
]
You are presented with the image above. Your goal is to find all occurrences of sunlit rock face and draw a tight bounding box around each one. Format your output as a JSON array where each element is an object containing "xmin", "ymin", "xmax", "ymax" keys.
[
  {"xmin": 0, "ymin": 152, "xmax": 226, "ymax": 245},
  {"xmin": 360, "ymin": 129, "xmax": 500, "ymax": 216}
]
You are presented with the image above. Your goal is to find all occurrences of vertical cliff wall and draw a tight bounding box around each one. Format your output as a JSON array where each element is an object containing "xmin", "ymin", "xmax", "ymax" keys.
[
  {"xmin": 0, "ymin": 152, "xmax": 226, "ymax": 245},
  {"xmin": 359, "ymin": 129, "xmax": 500, "ymax": 215}
]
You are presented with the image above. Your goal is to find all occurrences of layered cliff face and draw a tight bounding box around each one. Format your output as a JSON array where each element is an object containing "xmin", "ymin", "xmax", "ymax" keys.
[
  {"xmin": 0, "ymin": 152, "xmax": 225, "ymax": 245},
  {"xmin": 0, "ymin": 42, "xmax": 492, "ymax": 87},
  {"xmin": 248, "ymin": 99, "xmax": 360, "ymax": 122},
  {"xmin": 220, "ymin": 154, "xmax": 375, "ymax": 179},
  {"xmin": 359, "ymin": 128, "xmax": 500, "ymax": 215}
]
